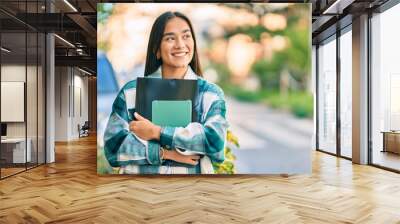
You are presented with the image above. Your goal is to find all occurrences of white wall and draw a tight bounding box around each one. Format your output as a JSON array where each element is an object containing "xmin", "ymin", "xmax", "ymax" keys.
[
  {"xmin": 1, "ymin": 65, "xmax": 30, "ymax": 138},
  {"xmin": 54, "ymin": 67, "xmax": 89, "ymax": 141},
  {"xmin": 55, "ymin": 67, "xmax": 69, "ymax": 141}
]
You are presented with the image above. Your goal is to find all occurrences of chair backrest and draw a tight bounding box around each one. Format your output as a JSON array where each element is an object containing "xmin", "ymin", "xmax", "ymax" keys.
[{"xmin": 84, "ymin": 121, "xmax": 90, "ymax": 128}]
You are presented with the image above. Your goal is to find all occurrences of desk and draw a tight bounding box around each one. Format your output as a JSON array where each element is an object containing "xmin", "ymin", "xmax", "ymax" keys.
[
  {"xmin": 382, "ymin": 131, "xmax": 400, "ymax": 154},
  {"xmin": 1, "ymin": 138, "xmax": 31, "ymax": 164}
]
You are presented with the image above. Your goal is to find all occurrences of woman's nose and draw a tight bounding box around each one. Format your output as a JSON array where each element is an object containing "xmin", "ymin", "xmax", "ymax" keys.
[{"xmin": 174, "ymin": 37, "xmax": 185, "ymax": 48}]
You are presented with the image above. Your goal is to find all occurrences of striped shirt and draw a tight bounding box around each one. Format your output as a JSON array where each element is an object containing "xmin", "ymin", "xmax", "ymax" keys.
[{"xmin": 103, "ymin": 67, "xmax": 229, "ymax": 174}]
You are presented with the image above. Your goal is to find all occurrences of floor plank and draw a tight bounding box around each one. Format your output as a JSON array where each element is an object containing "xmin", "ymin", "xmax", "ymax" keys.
[{"xmin": 1, "ymin": 135, "xmax": 400, "ymax": 223}]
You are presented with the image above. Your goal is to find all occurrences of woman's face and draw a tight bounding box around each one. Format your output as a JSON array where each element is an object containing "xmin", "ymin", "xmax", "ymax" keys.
[{"xmin": 157, "ymin": 17, "xmax": 195, "ymax": 69}]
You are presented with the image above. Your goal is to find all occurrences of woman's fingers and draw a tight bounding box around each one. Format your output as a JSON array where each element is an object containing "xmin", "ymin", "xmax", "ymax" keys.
[
  {"xmin": 174, "ymin": 153, "xmax": 200, "ymax": 165},
  {"xmin": 129, "ymin": 121, "xmax": 142, "ymax": 131},
  {"xmin": 134, "ymin": 112, "xmax": 146, "ymax": 121},
  {"xmin": 187, "ymin": 158, "xmax": 199, "ymax": 165},
  {"xmin": 163, "ymin": 150, "xmax": 201, "ymax": 165},
  {"xmin": 185, "ymin": 155, "xmax": 200, "ymax": 165},
  {"xmin": 129, "ymin": 121, "xmax": 136, "ymax": 131},
  {"xmin": 190, "ymin": 155, "xmax": 201, "ymax": 160}
]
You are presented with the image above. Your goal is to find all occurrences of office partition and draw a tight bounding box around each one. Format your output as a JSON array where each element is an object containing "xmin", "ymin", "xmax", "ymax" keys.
[{"xmin": 0, "ymin": 0, "xmax": 47, "ymax": 179}]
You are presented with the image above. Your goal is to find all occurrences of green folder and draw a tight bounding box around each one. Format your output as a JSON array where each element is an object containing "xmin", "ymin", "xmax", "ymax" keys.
[{"xmin": 152, "ymin": 100, "xmax": 192, "ymax": 127}]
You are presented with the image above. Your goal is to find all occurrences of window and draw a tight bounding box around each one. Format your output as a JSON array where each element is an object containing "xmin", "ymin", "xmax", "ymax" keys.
[
  {"xmin": 317, "ymin": 36, "xmax": 337, "ymax": 154},
  {"xmin": 340, "ymin": 28, "xmax": 352, "ymax": 158},
  {"xmin": 371, "ymin": 3, "xmax": 400, "ymax": 171}
]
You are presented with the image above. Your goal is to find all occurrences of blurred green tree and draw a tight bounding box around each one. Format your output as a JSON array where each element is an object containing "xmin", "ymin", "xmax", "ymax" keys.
[
  {"xmin": 97, "ymin": 3, "xmax": 114, "ymax": 24},
  {"xmin": 221, "ymin": 4, "xmax": 311, "ymax": 91},
  {"xmin": 251, "ymin": 53, "xmax": 284, "ymax": 90}
]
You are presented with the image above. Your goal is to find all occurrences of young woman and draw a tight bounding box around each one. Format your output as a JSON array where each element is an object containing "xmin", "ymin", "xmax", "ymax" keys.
[{"xmin": 104, "ymin": 11, "xmax": 228, "ymax": 174}]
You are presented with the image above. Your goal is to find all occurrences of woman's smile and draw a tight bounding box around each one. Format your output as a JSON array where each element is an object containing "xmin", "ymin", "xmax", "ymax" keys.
[{"xmin": 171, "ymin": 51, "xmax": 189, "ymax": 57}]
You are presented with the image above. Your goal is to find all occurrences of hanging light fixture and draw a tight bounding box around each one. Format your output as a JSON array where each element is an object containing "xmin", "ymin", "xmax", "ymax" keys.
[
  {"xmin": 63, "ymin": 0, "xmax": 78, "ymax": 12},
  {"xmin": 1, "ymin": 47, "xmax": 11, "ymax": 53}
]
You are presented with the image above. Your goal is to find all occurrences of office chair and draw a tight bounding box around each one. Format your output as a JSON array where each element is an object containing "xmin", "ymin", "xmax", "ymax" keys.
[{"xmin": 78, "ymin": 121, "xmax": 90, "ymax": 138}]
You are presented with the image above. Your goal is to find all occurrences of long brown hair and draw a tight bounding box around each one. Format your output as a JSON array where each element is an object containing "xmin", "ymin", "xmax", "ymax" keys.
[{"xmin": 144, "ymin": 11, "xmax": 202, "ymax": 77}]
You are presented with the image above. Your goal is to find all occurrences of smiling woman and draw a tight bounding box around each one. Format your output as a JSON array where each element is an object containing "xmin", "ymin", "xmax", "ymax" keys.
[
  {"xmin": 103, "ymin": 11, "xmax": 229, "ymax": 174},
  {"xmin": 157, "ymin": 19, "xmax": 194, "ymax": 76},
  {"xmin": 144, "ymin": 11, "xmax": 202, "ymax": 78}
]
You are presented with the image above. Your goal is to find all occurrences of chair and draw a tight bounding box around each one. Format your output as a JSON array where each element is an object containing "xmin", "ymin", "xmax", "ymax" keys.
[{"xmin": 78, "ymin": 121, "xmax": 90, "ymax": 138}]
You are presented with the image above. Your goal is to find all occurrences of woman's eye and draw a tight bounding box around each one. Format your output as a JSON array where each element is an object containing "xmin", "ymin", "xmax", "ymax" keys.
[
  {"xmin": 183, "ymin": 34, "xmax": 191, "ymax": 39},
  {"xmin": 165, "ymin": 37, "xmax": 174, "ymax": 41}
]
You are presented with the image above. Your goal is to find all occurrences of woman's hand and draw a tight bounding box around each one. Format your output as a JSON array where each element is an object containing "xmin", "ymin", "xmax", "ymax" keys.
[
  {"xmin": 129, "ymin": 112, "xmax": 161, "ymax": 141},
  {"xmin": 130, "ymin": 113, "xmax": 200, "ymax": 165},
  {"xmin": 163, "ymin": 149, "xmax": 200, "ymax": 165}
]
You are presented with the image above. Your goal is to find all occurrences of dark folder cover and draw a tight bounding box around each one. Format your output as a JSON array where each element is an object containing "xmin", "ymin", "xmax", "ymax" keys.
[{"xmin": 135, "ymin": 77, "xmax": 198, "ymax": 122}]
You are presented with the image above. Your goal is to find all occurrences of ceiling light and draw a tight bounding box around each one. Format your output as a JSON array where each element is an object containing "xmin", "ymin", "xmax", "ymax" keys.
[
  {"xmin": 76, "ymin": 48, "xmax": 84, "ymax": 55},
  {"xmin": 78, "ymin": 67, "xmax": 92, "ymax": 76},
  {"xmin": 54, "ymin": 34, "xmax": 75, "ymax": 48},
  {"xmin": 323, "ymin": 0, "xmax": 354, "ymax": 15},
  {"xmin": 63, "ymin": 0, "xmax": 78, "ymax": 12},
  {"xmin": 1, "ymin": 47, "xmax": 11, "ymax": 53}
]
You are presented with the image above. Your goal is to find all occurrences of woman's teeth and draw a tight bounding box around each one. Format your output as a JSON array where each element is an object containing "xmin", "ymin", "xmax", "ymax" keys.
[{"xmin": 172, "ymin": 52, "xmax": 187, "ymax": 57}]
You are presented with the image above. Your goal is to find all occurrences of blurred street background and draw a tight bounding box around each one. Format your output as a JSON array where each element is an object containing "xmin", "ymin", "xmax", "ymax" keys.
[{"xmin": 97, "ymin": 3, "xmax": 313, "ymax": 174}]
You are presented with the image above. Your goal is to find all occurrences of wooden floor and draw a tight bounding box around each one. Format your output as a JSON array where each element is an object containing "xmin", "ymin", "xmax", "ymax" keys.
[
  {"xmin": 373, "ymin": 151, "xmax": 400, "ymax": 171},
  {"xmin": 1, "ymin": 167, "xmax": 26, "ymax": 178},
  {"xmin": 1, "ymin": 163, "xmax": 44, "ymax": 178},
  {"xmin": 1, "ymin": 136, "xmax": 400, "ymax": 223}
]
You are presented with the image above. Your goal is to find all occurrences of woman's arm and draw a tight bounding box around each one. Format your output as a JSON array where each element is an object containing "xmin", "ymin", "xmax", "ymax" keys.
[
  {"xmin": 158, "ymin": 83, "xmax": 229, "ymax": 163},
  {"xmin": 103, "ymin": 82, "xmax": 162, "ymax": 167},
  {"xmin": 104, "ymin": 81, "xmax": 201, "ymax": 167},
  {"xmin": 128, "ymin": 112, "xmax": 200, "ymax": 166}
]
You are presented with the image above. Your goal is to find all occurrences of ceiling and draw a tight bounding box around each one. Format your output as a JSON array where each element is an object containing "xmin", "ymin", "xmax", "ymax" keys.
[
  {"xmin": 0, "ymin": 0, "xmax": 97, "ymax": 74},
  {"xmin": 0, "ymin": 0, "xmax": 394, "ymax": 76},
  {"xmin": 310, "ymin": 0, "xmax": 390, "ymax": 43}
]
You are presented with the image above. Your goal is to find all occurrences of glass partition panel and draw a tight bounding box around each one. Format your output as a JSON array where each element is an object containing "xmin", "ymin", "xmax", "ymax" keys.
[
  {"xmin": 38, "ymin": 32, "xmax": 45, "ymax": 165},
  {"xmin": 0, "ymin": 0, "xmax": 47, "ymax": 179},
  {"xmin": 27, "ymin": 30, "xmax": 38, "ymax": 169},
  {"xmin": 1, "ymin": 30, "xmax": 27, "ymax": 177}
]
